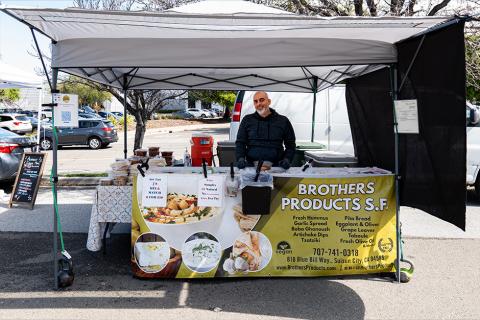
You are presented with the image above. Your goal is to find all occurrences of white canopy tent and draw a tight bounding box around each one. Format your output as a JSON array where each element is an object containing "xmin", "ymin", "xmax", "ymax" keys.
[
  {"xmin": 1, "ymin": 3, "xmax": 453, "ymax": 92},
  {"xmin": 0, "ymin": 61, "xmax": 42, "ymax": 89},
  {"xmin": 0, "ymin": 0, "xmax": 467, "ymax": 288}
]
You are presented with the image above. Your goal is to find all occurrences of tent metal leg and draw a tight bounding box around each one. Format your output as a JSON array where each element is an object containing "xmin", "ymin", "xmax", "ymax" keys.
[
  {"xmin": 36, "ymin": 88, "xmax": 43, "ymax": 152},
  {"xmin": 310, "ymin": 76, "xmax": 318, "ymax": 143},
  {"xmin": 123, "ymin": 88, "xmax": 128, "ymax": 159},
  {"xmin": 51, "ymin": 67, "xmax": 59, "ymax": 289},
  {"xmin": 390, "ymin": 64, "xmax": 401, "ymax": 283}
]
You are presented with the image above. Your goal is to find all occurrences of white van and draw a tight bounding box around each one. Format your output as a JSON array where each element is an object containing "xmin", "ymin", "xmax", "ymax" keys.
[
  {"xmin": 466, "ymin": 102, "xmax": 480, "ymax": 198},
  {"xmin": 230, "ymin": 89, "xmax": 480, "ymax": 199},
  {"xmin": 229, "ymin": 85, "xmax": 354, "ymax": 155}
]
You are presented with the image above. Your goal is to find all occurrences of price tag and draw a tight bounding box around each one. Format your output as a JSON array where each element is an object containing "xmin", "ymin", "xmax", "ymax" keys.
[
  {"xmin": 142, "ymin": 174, "xmax": 168, "ymax": 207},
  {"xmin": 53, "ymin": 94, "xmax": 79, "ymax": 128},
  {"xmin": 197, "ymin": 175, "xmax": 224, "ymax": 207}
]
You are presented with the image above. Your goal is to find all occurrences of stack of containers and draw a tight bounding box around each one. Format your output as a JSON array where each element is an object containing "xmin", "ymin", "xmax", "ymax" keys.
[{"xmin": 110, "ymin": 159, "xmax": 130, "ymax": 186}]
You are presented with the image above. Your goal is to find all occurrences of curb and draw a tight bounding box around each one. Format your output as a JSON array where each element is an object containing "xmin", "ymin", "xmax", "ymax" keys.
[
  {"xmin": 40, "ymin": 176, "xmax": 101, "ymax": 187},
  {"xmin": 138, "ymin": 122, "xmax": 230, "ymax": 135}
]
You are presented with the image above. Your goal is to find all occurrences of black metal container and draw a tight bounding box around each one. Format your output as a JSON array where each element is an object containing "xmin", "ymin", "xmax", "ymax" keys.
[{"xmin": 241, "ymin": 185, "xmax": 271, "ymax": 215}]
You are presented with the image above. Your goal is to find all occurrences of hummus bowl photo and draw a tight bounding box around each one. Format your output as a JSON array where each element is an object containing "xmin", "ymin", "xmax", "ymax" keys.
[{"xmin": 181, "ymin": 234, "xmax": 222, "ymax": 273}]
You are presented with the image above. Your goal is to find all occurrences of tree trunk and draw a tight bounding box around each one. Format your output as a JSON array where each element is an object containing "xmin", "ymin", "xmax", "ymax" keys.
[{"xmin": 133, "ymin": 113, "xmax": 146, "ymax": 151}]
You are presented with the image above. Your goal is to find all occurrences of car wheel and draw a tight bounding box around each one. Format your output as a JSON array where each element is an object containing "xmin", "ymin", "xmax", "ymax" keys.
[
  {"xmin": 88, "ymin": 137, "xmax": 101, "ymax": 150},
  {"xmin": 200, "ymin": 114, "xmax": 206, "ymax": 119},
  {"xmin": 40, "ymin": 138, "xmax": 52, "ymax": 150}
]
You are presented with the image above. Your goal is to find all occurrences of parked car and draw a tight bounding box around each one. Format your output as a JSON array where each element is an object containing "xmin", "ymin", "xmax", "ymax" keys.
[
  {"xmin": 205, "ymin": 109, "xmax": 218, "ymax": 118},
  {"xmin": 98, "ymin": 111, "xmax": 120, "ymax": 120},
  {"xmin": 186, "ymin": 108, "xmax": 211, "ymax": 119},
  {"xmin": 79, "ymin": 105, "xmax": 97, "ymax": 114},
  {"xmin": 466, "ymin": 102, "xmax": 480, "ymax": 199},
  {"xmin": 0, "ymin": 113, "xmax": 33, "ymax": 135},
  {"xmin": 40, "ymin": 107, "xmax": 52, "ymax": 120},
  {"xmin": 172, "ymin": 110, "xmax": 195, "ymax": 119},
  {"xmin": 27, "ymin": 116, "xmax": 38, "ymax": 130},
  {"xmin": 79, "ymin": 112, "xmax": 103, "ymax": 119},
  {"xmin": 39, "ymin": 119, "xmax": 118, "ymax": 150},
  {"xmin": 212, "ymin": 104, "xmax": 225, "ymax": 116},
  {"xmin": 0, "ymin": 128, "xmax": 36, "ymax": 181},
  {"xmin": 18, "ymin": 110, "xmax": 36, "ymax": 117},
  {"xmin": 111, "ymin": 111, "xmax": 123, "ymax": 118}
]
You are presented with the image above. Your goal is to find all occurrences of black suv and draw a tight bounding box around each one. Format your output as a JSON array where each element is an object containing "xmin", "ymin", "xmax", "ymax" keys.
[{"xmin": 40, "ymin": 119, "xmax": 118, "ymax": 150}]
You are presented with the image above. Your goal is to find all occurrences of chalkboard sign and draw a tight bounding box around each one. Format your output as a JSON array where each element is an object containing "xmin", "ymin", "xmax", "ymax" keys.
[{"xmin": 9, "ymin": 152, "xmax": 47, "ymax": 209}]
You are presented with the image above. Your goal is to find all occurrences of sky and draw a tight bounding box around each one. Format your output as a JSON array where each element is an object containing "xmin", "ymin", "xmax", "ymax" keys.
[{"xmin": 0, "ymin": 0, "xmax": 73, "ymax": 76}]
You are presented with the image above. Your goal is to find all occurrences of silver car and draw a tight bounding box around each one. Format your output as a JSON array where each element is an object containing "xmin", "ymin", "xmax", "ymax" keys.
[
  {"xmin": 0, "ymin": 113, "xmax": 33, "ymax": 134},
  {"xmin": 0, "ymin": 128, "xmax": 36, "ymax": 181}
]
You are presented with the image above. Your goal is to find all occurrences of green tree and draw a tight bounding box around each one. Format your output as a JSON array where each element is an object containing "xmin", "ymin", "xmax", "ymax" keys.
[
  {"xmin": 466, "ymin": 34, "xmax": 480, "ymax": 103},
  {"xmin": 58, "ymin": 76, "xmax": 112, "ymax": 110},
  {"xmin": 0, "ymin": 89, "xmax": 21, "ymax": 106},
  {"xmin": 188, "ymin": 90, "xmax": 236, "ymax": 109}
]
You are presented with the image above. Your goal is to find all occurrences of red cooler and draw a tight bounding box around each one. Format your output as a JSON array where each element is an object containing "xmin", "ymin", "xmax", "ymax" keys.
[{"xmin": 191, "ymin": 133, "xmax": 214, "ymax": 166}]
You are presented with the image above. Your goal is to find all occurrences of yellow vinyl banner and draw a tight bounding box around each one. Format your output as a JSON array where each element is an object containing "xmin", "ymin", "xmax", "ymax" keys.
[
  {"xmin": 258, "ymin": 175, "xmax": 397, "ymax": 276},
  {"xmin": 131, "ymin": 174, "xmax": 396, "ymax": 278}
]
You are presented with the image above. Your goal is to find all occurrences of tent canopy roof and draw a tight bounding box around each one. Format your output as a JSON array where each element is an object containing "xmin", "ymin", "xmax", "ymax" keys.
[
  {"xmin": 165, "ymin": 0, "xmax": 295, "ymax": 15},
  {"xmin": 1, "ymin": 2, "xmax": 454, "ymax": 92},
  {"xmin": 0, "ymin": 61, "xmax": 42, "ymax": 89}
]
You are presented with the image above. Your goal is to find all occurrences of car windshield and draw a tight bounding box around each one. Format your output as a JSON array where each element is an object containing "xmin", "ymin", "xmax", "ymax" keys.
[
  {"xmin": 15, "ymin": 115, "xmax": 29, "ymax": 121},
  {"xmin": 83, "ymin": 106, "xmax": 96, "ymax": 113},
  {"xmin": 0, "ymin": 127, "xmax": 20, "ymax": 138}
]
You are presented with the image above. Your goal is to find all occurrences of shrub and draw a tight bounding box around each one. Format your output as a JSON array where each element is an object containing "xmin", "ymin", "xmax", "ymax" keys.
[{"xmin": 108, "ymin": 114, "xmax": 135, "ymax": 128}]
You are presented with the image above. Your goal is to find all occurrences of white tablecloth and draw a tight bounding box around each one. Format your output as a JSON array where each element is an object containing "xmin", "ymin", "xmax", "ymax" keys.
[{"xmin": 86, "ymin": 186, "xmax": 132, "ymax": 251}]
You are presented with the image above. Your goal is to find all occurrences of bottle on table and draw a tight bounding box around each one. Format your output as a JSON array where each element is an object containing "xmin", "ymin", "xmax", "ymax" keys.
[{"xmin": 183, "ymin": 148, "xmax": 192, "ymax": 167}]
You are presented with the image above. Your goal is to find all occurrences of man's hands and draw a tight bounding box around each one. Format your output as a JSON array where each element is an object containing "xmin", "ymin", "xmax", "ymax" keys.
[
  {"xmin": 237, "ymin": 158, "xmax": 247, "ymax": 169},
  {"xmin": 279, "ymin": 159, "xmax": 291, "ymax": 170}
]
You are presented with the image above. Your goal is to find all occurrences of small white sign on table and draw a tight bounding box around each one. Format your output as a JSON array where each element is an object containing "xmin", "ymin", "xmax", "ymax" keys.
[
  {"xmin": 142, "ymin": 174, "xmax": 168, "ymax": 207},
  {"xmin": 197, "ymin": 175, "xmax": 224, "ymax": 207},
  {"xmin": 394, "ymin": 99, "xmax": 419, "ymax": 134},
  {"xmin": 53, "ymin": 94, "xmax": 79, "ymax": 128}
]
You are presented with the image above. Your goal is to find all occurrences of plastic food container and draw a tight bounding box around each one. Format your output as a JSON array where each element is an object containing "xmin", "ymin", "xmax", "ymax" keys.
[
  {"xmin": 135, "ymin": 149, "xmax": 148, "ymax": 157},
  {"xmin": 113, "ymin": 174, "xmax": 128, "ymax": 186},
  {"xmin": 150, "ymin": 157, "xmax": 167, "ymax": 167},
  {"xmin": 99, "ymin": 178, "xmax": 114, "ymax": 186},
  {"xmin": 148, "ymin": 147, "xmax": 160, "ymax": 158}
]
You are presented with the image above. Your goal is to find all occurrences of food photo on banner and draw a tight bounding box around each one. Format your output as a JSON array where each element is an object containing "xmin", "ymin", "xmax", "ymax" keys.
[{"xmin": 131, "ymin": 170, "xmax": 396, "ymax": 279}]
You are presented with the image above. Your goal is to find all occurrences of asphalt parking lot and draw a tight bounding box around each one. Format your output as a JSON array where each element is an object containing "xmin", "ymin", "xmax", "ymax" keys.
[{"xmin": 0, "ymin": 124, "xmax": 479, "ymax": 320}]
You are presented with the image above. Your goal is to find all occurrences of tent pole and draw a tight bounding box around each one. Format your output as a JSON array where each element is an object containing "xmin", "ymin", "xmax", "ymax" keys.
[
  {"xmin": 51, "ymin": 67, "xmax": 59, "ymax": 289},
  {"xmin": 36, "ymin": 87, "xmax": 43, "ymax": 152},
  {"xmin": 310, "ymin": 76, "xmax": 318, "ymax": 143},
  {"xmin": 123, "ymin": 83, "xmax": 128, "ymax": 159},
  {"xmin": 390, "ymin": 64, "xmax": 401, "ymax": 284}
]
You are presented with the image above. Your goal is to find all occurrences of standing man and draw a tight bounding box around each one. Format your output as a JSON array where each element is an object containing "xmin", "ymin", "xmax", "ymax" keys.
[{"xmin": 235, "ymin": 91, "xmax": 296, "ymax": 169}]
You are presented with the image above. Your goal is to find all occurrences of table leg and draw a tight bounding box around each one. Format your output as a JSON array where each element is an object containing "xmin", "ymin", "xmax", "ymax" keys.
[{"xmin": 102, "ymin": 222, "xmax": 110, "ymax": 255}]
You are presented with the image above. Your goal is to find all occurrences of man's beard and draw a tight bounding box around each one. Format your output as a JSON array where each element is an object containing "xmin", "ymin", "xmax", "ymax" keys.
[{"xmin": 256, "ymin": 107, "xmax": 269, "ymax": 117}]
